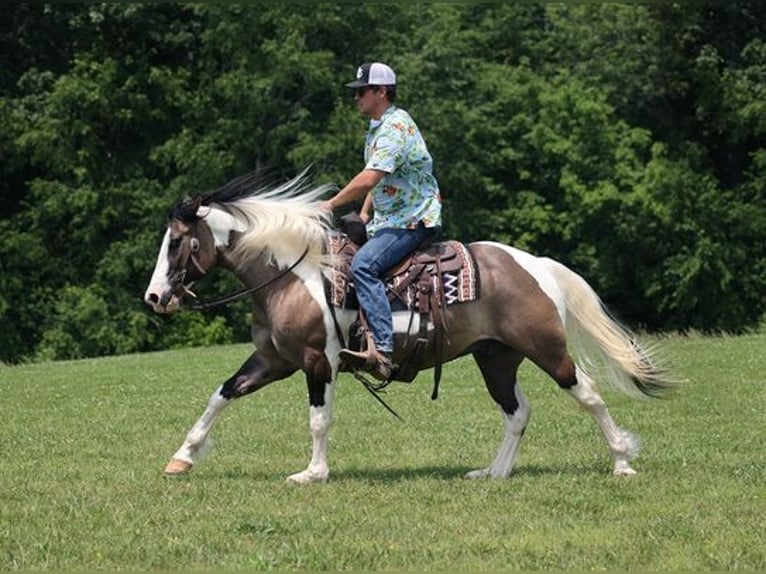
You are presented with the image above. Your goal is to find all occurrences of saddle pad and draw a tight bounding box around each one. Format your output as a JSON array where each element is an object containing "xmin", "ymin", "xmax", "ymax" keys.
[{"xmin": 326, "ymin": 233, "xmax": 479, "ymax": 310}]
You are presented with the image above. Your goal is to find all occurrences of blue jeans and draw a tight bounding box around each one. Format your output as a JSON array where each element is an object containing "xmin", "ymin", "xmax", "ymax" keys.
[{"xmin": 351, "ymin": 225, "xmax": 438, "ymax": 353}]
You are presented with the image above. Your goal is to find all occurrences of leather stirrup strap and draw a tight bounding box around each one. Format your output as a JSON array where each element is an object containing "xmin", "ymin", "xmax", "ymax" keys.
[
  {"xmin": 432, "ymin": 307, "xmax": 443, "ymax": 400},
  {"xmin": 323, "ymin": 278, "xmax": 346, "ymax": 349},
  {"xmin": 430, "ymin": 252, "xmax": 451, "ymax": 401}
]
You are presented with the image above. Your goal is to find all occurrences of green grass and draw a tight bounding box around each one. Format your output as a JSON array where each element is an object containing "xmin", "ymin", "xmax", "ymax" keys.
[{"xmin": 1, "ymin": 333, "xmax": 764, "ymax": 571}]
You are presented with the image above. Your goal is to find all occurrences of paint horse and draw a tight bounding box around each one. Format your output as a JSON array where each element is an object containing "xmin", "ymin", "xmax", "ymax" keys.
[{"xmin": 144, "ymin": 171, "xmax": 675, "ymax": 483}]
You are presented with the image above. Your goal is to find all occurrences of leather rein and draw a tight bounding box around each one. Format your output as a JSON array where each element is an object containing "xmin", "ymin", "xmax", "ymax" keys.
[{"xmin": 186, "ymin": 248, "xmax": 309, "ymax": 311}]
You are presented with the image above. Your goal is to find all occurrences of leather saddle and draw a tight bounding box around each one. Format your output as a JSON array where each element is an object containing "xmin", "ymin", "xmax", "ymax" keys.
[
  {"xmin": 333, "ymin": 211, "xmax": 467, "ymax": 310},
  {"xmin": 327, "ymin": 231, "xmax": 466, "ymax": 312},
  {"xmin": 328, "ymin": 214, "xmax": 479, "ymax": 397}
]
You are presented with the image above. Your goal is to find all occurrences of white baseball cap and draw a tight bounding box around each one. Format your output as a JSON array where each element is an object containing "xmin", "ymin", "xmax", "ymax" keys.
[{"xmin": 345, "ymin": 62, "xmax": 396, "ymax": 88}]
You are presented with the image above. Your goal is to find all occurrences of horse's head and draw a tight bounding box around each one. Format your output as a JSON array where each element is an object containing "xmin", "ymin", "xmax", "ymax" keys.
[{"xmin": 144, "ymin": 198, "xmax": 218, "ymax": 313}]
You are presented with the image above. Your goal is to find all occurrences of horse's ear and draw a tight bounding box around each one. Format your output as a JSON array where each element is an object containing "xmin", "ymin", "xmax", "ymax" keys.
[{"xmin": 190, "ymin": 195, "xmax": 203, "ymax": 211}]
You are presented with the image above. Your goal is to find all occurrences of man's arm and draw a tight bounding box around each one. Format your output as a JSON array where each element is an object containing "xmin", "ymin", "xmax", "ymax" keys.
[{"xmin": 323, "ymin": 169, "xmax": 384, "ymax": 212}]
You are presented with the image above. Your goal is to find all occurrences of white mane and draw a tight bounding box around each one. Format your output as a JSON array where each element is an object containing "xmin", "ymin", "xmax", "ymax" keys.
[{"xmin": 209, "ymin": 171, "xmax": 336, "ymax": 273}]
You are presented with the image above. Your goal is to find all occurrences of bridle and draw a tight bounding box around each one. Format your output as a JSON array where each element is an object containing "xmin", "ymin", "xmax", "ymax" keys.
[
  {"xmin": 164, "ymin": 215, "xmax": 310, "ymax": 311},
  {"xmin": 161, "ymin": 233, "xmax": 208, "ymax": 306}
]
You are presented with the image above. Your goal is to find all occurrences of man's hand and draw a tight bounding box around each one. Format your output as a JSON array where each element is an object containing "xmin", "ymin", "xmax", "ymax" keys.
[{"xmin": 326, "ymin": 169, "xmax": 384, "ymax": 214}]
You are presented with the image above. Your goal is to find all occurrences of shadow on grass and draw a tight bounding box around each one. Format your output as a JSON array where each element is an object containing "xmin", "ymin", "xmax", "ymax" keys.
[
  {"xmin": 331, "ymin": 465, "xmax": 473, "ymax": 482},
  {"xmin": 187, "ymin": 461, "xmax": 606, "ymax": 483},
  {"xmin": 331, "ymin": 462, "xmax": 606, "ymax": 482}
]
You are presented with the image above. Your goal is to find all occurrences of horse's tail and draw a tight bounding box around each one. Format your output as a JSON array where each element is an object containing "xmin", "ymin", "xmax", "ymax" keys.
[{"xmin": 546, "ymin": 259, "xmax": 678, "ymax": 399}]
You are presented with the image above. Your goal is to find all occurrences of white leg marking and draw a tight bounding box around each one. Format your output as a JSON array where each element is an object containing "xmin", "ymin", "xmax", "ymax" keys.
[
  {"xmin": 168, "ymin": 385, "xmax": 231, "ymax": 468},
  {"xmin": 568, "ymin": 366, "xmax": 639, "ymax": 476},
  {"xmin": 287, "ymin": 381, "xmax": 335, "ymax": 484},
  {"xmin": 466, "ymin": 386, "xmax": 531, "ymax": 479}
]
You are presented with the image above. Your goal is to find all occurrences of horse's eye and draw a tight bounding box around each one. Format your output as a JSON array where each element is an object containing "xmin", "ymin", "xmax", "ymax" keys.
[
  {"xmin": 190, "ymin": 237, "xmax": 200, "ymax": 253},
  {"xmin": 169, "ymin": 237, "xmax": 181, "ymax": 250}
]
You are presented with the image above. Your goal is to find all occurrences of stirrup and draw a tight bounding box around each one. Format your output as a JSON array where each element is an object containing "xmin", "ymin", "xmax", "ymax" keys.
[{"xmin": 339, "ymin": 348, "xmax": 393, "ymax": 382}]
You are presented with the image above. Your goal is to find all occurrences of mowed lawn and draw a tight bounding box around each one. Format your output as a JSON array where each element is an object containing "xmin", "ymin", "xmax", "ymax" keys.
[{"xmin": 1, "ymin": 332, "xmax": 764, "ymax": 571}]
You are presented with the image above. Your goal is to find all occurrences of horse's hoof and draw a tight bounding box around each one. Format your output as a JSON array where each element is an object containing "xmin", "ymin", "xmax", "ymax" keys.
[
  {"xmin": 286, "ymin": 469, "xmax": 328, "ymax": 484},
  {"xmin": 164, "ymin": 458, "xmax": 193, "ymax": 476},
  {"xmin": 464, "ymin": 468, "xmax": 491, "ymax": 480},
  {"xmin": 613, "ymin": 464, "xmax": 638, "ymax": 477}
]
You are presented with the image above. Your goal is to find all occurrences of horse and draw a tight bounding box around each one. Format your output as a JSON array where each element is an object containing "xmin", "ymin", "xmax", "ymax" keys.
[{"xmin": 143, "ymin": 170, "xmax": 676, "ymax": 484}]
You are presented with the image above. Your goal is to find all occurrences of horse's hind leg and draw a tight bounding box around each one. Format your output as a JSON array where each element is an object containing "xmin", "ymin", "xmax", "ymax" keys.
[
  {"xmin": 466, "ymin": 343, "xmax": 529, "ymax": 479},
  {"xmin": 532, "ymin": 345, "xmax": 639, "ymax": 476},
  {"xmin": 165, "ymin": 350, "xmax": 296, "ymax": 475},
  {"xmin": 566, "ymin": 366, "xmax": 640, "ymax": 476}
]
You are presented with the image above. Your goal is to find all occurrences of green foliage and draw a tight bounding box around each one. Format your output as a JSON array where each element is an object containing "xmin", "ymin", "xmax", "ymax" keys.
[
  {"xmin": 158, "ymin": 312, "xmax": 235, "ymax": 350},
  {"xmin": 35, "ymin": 285, "xmax": 143, "ymax": 361},
  {"xmin": 1, "ymin": 4, "xmax": 765, "ymax": 362}
]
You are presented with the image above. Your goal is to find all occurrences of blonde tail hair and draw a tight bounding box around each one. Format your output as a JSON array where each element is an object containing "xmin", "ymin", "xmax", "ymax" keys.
[{"xmin": 547, "ymin": 259, "xmax": 679, "ymax": 399}]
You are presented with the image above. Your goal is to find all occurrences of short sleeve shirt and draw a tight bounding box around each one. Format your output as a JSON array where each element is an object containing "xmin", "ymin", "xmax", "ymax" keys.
[{"xmin": 364, "ymin": 105, "xmax": 442, "ymax": 235}]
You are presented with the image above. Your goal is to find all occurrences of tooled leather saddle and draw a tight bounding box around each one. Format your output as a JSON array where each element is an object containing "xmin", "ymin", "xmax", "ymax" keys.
[{"xmin": 326, "ymin": 215, "xmax": 479, "ymax": 398}]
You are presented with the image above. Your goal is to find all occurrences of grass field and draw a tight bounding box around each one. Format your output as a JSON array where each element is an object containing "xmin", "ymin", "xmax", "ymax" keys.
[{"xmin": 1, "ymin": 332, "xmax": 764, "ymax": 571}]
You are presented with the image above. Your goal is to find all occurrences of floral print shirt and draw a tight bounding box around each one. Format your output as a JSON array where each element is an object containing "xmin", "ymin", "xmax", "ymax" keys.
[{"xmin": 364, "ymin": 105, "xmax": 442, "ymax": 235}]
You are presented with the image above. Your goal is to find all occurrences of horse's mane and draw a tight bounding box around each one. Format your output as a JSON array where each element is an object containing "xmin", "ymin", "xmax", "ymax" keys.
[{"xmin": 175, "ymin": 168, "xmax": 337, "ymax": 273}]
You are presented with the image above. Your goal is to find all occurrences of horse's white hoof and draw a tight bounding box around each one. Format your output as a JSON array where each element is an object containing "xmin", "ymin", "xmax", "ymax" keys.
[
  {"xmin": 464, "ymin": 468, "xmax": 492, "ymax": 480},
  {"xmin": 286, "ymin": 469, "xmax": 328, "ymax": 484},
  {"xmin": 613, "ymin": 463, "xmax": 638, "ymax": 477},
  {"xmin": 164, "ymin": 458, "xmax": 193, "ymax": 476}
]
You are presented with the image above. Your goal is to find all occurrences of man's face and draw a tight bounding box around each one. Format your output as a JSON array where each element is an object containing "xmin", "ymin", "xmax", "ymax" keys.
[{"xmin": 354, "ymin": 85, "xmax": 379, "ymax": 117}]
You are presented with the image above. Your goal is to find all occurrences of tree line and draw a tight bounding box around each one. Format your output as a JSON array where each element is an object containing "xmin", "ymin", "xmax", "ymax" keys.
[{"xmin": 1, "ymin": 4, "xmax": 764, "ymax": 363}]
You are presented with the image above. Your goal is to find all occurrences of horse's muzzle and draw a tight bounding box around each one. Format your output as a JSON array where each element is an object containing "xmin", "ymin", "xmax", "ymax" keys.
[{"xmin": 144, "ymin": 289, "xmax": 181, "ymax": 314}]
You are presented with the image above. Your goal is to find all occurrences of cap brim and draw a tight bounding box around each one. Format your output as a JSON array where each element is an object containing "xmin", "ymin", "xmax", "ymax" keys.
[{"xmin": 345, "ymin": 80, "xmax": 368, "ymax": 88}]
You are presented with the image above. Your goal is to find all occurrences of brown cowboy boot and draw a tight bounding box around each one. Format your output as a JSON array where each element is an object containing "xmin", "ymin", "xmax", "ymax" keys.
[{"xmin": 339, "ymin": 347, "xmax": 393, "ymax": 382}]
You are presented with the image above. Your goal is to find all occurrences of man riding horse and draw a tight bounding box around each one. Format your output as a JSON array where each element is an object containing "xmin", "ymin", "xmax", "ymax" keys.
[{"xmin": 321, "ymin": 62, "xmax": 442, "ymax": 382}]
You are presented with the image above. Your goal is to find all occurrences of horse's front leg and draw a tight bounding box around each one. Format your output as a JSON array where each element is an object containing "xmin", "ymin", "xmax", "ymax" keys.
[
  {"xmin": 286, "ymin": 348, "xmax": 336, "ymax": 485},
  {"xmin": 164, "ymin": 350, "xmax": 296, "ymax": 475}
]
